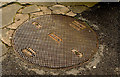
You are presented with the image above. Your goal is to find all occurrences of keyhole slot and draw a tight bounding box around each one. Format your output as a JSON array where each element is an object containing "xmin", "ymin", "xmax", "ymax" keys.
[
  {"xmin": 48, "ymin": 33, "xmax": 62, "ymax": 43},
  {"xmin": 71, "ymin": 49, "xmax": 83, "ymax": 58},
  {"xmin": 32, "ymin": 22, "xmax": 42, "ymax": 28},
  {"xmin": 22, "ymin": 48, "xmax": 36, "ymax": 57}
]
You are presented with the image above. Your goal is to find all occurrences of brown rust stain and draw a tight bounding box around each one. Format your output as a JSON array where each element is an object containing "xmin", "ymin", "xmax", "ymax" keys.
[
  {"xmin": 22, "ymin": 49, "xmax": 33, "ymax": 57},
  {"xmin": 48, "ymin": 33, "xmax": 62, "ymax": 43},
  {"xmin": 28, "ymin": 48, "xmax": 36, "ymax": 56},
  {"xmin": 70, "ymin": 20, "xmax": 86, "ymax": 31}
]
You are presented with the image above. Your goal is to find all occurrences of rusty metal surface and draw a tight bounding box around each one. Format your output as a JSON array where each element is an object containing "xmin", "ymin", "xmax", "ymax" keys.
[{"xmin": 12, "ymin": 15, "xmax": 98, "ymax": 68}]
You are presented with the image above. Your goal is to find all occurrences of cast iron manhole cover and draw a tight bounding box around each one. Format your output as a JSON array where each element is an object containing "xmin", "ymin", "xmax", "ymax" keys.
[{"xmin": 12, "ymin": 15, "xmax": 98, "ymax": 68}]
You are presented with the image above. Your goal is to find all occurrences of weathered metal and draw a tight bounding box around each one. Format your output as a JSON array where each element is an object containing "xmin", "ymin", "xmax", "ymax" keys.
[{"xmin": 12, "ymin": 15, "xmax": 98, "ymax": 68}]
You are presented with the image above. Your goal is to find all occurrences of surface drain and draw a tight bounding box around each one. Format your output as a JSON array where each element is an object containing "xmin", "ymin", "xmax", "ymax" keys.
[{"xmin": 12, "ymin": 15, "xmax": 98, "ymax": 68}]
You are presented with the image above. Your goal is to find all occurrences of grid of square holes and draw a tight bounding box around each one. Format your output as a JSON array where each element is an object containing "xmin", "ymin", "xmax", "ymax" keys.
[{"xmin": 12, "ymin": 15, "xmax": 98, "ymax": 68}]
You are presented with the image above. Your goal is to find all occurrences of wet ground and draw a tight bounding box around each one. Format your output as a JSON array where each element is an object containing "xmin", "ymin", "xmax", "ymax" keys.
[{"xmin": 0, "ymin": 2, "xmax": 120, "ymax": 76}]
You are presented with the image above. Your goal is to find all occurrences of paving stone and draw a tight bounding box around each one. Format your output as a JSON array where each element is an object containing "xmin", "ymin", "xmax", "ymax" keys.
[
  {"xmin": 7, "ymin": 14, "xmax": 29, "ymax": 29},
  {"xmin": 20, "ymin": 2, "xmax": 29, "ymax": 5},
  {"xmin": 39, "ymin": 6, "xmax": 51, "ymax": 14},
  {"xmin": 22, "ymin": 5, "xmax": 40, "ymax": 14},
  {"xmin": 66, "ymin": 11, "xmax": 77, "ymax": 17},
  {"xmin": 1, "ymin": 2, "xmax": 8, "ymax": 7},
  {"xmin": 2, "ymin": 4, "xmax": 22, "ymax": 27},
  {"xmin": 30, "ymin": 2, "xmax": 56, "ymax": 6},
  {"xmin": 6, "ymin": 30, "xmax": 14, "ymax": 38},
  {"xmin": 70, "ymin": 6, "xmax": 89, "ymax": 13},
  {"xmin": 66, "ymin": 69, "xmax": 79, "ymax": 75},
  {"xmin": 0, "ymin": 32, "xmax": 1, "ymax": 40},
  {"xmin": 58, "ymin": 2, "xmax": 98, "ymax": 7},
  {"xmin": 0, "ymin": 41, "xmax": 9, "ymax": 56},
  {"xmin": 0, "ymin": 9, "xmax": 1, "ymax": 27},
  {"xmin": 50, "ymin": 5, "xmax": 69, "ymax": 14},
  {"xmin": 1, "ymin": 28, "xmax": 9, "ymax": 38},
  {"xmin": 1, "ymin": 37, "xmax": 11, "ymax": 46},
  {"xmin": 1, "ymin": 29, "xmax": 14, "ymax": 47},
  {"xmin": 30, "ymin": 11, "xmax": 44, "ymax": 18}
]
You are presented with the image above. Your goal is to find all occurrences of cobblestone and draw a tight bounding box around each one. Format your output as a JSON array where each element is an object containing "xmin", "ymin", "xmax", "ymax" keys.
[
  {"xmin": 1, "ymin": 29, "xmax": 12, "ymax": 47},
  {"xmin": 7, "ymin": 14, "xmax": 29, "ymax": 29},
  {"xmin": 49, "ymin": 5, "xmax": 69, "ymax": 14},
  {"xmin": 70, "ymin": 6, "xmax": 89, "ymax": 13},
  {"xmin": 1, "ymin": 37, "xmax": 11, "ymax": 46},
  {"xmin": 6, "ymin": 30, "xmax": 14, "ymax": 37},
  {"xmin": 1, "ymin": 29, "xmax": 14, "ymax": 47},
  {"xmin": 2, "ymin": 4, "xmax": 22, "ymax": 26},
  {"xmin": 0, "ymin": 41, "xmax": 9, "ymax": 56},
  {"xmin": 66, "ymin": 11, "xmax": 77, "ymax": 17},
  {"xmin": 30, "ymin": 11, "xmax": 44, "ymax": 18},
  {"xmin": 1, "ymin": 2, "xmax": 8, "ymax": 7},
  {"xmin": 30, "ymin": 2, "xmax": 56, "ymax": 6},
  {"xmin": 22, "ymin": 5, "xmax": 40, "ymax": 14},
  {"xmin": 39, "ymin": 6, "xmax": 51, "ymax": 14},
  {"xmin": 58, "ymin": 2, "xmax": 98, "ymax": 7}
]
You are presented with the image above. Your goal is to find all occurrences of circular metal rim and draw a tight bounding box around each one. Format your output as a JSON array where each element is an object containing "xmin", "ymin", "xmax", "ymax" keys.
[{"xmin": 11, "ymin": 14, "xmax": 99, "ymax": 69}]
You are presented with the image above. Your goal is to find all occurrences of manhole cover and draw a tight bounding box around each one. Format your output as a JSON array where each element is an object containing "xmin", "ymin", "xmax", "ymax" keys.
[{"xmin": 12, "ymin": 15, "xmax": 98, "ymax": 68}]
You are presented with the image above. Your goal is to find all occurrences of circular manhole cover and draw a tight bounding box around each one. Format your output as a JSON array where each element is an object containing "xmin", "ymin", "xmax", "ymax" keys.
[{"xmin": 12, "ymin": 15, "xmax": 98, "ymax": 68}]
